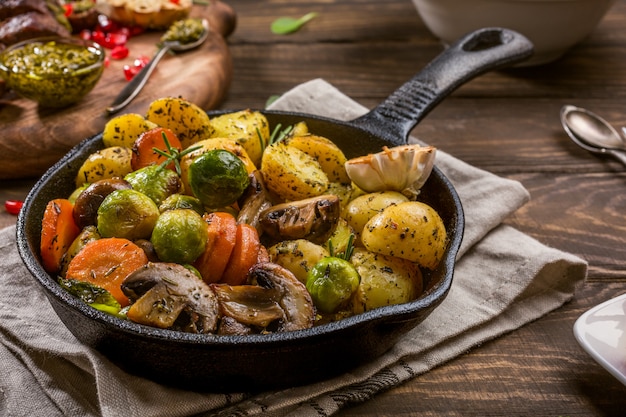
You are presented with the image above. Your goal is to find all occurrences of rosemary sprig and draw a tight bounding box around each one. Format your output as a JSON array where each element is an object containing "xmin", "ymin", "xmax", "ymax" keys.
[
  {"xmin": 328, "ymin": 233, "xmax": 356, "ymax": 261},
  {"xmin": 256, "ymin": 123, "xmax": 294, "ymax": 154},
  {"xmin": 152, "ymin": 131, "xmax": 201, "ymax": 175}
]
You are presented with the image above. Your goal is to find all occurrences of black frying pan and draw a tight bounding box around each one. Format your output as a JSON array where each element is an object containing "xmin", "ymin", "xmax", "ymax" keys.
[{"xmin": 17, "ymin": 27, "xmax": 533, "ymax": 391}]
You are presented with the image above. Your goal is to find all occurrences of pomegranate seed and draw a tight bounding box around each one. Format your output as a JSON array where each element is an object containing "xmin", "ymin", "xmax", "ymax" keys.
[
  {"xmin": 79, "ymin": 29, "xmax": 91, "ymax": 40},
  {"xmin": 91, "ymin": 30, "xmax": 105, "ymax": 46},
  {"xmin": 135, "ymin": 55, "xmax": 150, "ymax": 67},
  {"xmin": 111, "ymin": 45, "xmax": 129, "ymax": 60},
  {"xmin": 97, "ymin": 14, "xmax": 115, "ymax": 32},
  {"xmin": 4, "ymin": 200, "xmax": 23, "ymax": 215},
  {"xmin": 109, "ymin": 32, "xmax": 128, "ymax": 46}
]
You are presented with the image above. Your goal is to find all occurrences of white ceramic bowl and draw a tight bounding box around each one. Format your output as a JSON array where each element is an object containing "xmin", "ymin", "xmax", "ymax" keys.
[{"xmin": 412, "ymin": 0, "xmax": 617, "ymax": 66}]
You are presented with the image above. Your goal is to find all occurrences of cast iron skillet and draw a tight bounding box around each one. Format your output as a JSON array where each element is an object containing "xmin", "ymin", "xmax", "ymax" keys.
[{"xmin": 17, "ymin": 28, "xmax": 533, "ymax": 391}]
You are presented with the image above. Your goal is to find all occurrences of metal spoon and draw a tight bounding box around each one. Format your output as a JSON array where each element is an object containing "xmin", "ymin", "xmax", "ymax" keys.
[
  {"xmin": 106, "ymin": 19, "xmax": 210, "ymax": 115},
  {"xmin": 560, "ymin": 105, "xmax": 626, "ymax": 166}
]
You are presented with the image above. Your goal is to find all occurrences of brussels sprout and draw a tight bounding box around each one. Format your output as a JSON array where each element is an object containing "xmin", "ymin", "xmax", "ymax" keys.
[
  {"xmin": 306, "ymin": 256, "xmax": 360, "ymax": 313},
  {"xmin": 188, "ymin": 149, "xmax": 250, "ymax": 208},
  {"xmin": 58, "ymin": 278, "xmax": 124, "ymax": 318},
  {"xmin": 68, "ymin": 183, "xmax": 89, "ymax": 204},
  {"xmin": 151, "ymin": 209, "xmax": 208, "ymax": 264},
  {"xmin": 124, "ymin": 165, "xmax": 182, "ymax": 206},
  {"xmin": 97, "ymin": 189, "xmax": 160, "ymax": 240},
  {"xmin": 60, "ymin": 225, "xmax": 101, "ymax": 276},
  {"xmin": 159, "ymin": 193, "xmax": 205, "ymax": 216}
]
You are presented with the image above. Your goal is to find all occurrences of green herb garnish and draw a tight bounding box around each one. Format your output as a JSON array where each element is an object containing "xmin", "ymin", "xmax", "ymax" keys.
[
  {"xmin": 328, "ymin": 233, "xmax": 356, "ymax": 261},
  {"xmin": 153, "ymin": 131, "xmax": 201, "ymax": 175},
  {"xmin": 271, "ymin": 12, "xmax": 318, "ymax": 35}
]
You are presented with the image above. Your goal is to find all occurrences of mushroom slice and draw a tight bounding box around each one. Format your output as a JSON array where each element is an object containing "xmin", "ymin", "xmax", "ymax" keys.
[
  {"xmin": 217, "ymin": 316, "xmax": 255, "ymax": 336},
  {"xmin": 122, "ymin": 262, "xmax": 219, "ymax": 334},
  {"xmin": 211, "ymin": 284, "xmax": 285, "ymax": 329},
  {"xmin": 248, "ymin": 262, "xmax": 315, "ymax": 331},
  {"xmin": 259, "ymin": 195, "xmax": 341, "ymax": 244},
  {"xmin": 237, "ymin": 170, "xmax": 273, "ymax": 234}
]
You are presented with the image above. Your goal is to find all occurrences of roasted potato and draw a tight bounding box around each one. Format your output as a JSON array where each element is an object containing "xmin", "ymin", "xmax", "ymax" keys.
[
  {"xmin": 145, "ymin": 97, "xmax": 214, "ymax": 148},
  {"xmin": 326, "ymin": 181, "xmax": 356, "ymax": 211},
  {"xmin": 102, "ymin": 113, "xmax": 157, "ymax": 148},
  {"xmin": 286, "ymin": 134, "xmax": 350, "ymax": 183},
  {"xmin": 268, "ymin": 239, "xmax": 329, "ymax": 284},
  {"xmin": 75, "ymin": 146, "xmax": 132, "ymax": 188},
  {"xmin": 350, "ymin": 248, "xmax": 423, "ymax": 313},
  {"xmin": 209, "ymin": 109, "xmax": 270, "ymax": 167},
  {"xmin": 326, "ymin": 218, "xmax": 354, "ymax": 256},
  {"xmin": 361, "ymin": 201, "xmax": 447, "ymax": 269},
  {"xmin": 260, "ymin": 142, "xmax": 329, "ymax": 201},
  {"xmin": 343, "ymin": 191, "xmax": 409, "ymax": 237}
]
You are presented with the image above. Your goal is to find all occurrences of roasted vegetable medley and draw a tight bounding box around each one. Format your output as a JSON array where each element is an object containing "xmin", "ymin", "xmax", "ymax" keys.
[{"xmin": 39, "ymin": 96, "xmax": 448, "ymax": 335}]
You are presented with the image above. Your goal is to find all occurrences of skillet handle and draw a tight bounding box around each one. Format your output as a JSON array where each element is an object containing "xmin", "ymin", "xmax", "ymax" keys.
[{"xmin": 350, "ymin": 27, "xmax": 533, "ymax": 146}]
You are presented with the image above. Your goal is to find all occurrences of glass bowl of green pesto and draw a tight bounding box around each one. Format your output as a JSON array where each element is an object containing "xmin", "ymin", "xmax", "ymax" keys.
[{"xmin": 0, "ymin": 36, "xmax": 105, "ymax": 108}]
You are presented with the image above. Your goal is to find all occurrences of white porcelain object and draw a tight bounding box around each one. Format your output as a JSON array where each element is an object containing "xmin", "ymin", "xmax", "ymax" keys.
[
  {"xmin": 412, "ymin": 0, "xmax": 616, "ymax": 66},
  {"xmin": 573, "ymin": 292, "xmax": 626, "ymax": 386}
]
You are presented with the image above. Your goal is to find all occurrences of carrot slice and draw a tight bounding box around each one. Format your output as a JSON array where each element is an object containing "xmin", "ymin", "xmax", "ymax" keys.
[
  {"xmin": 221, "ymin": 223, "xmax": 261, "ymax": 286},
  {"xmin": 65, "ymin": 237, "xmax": 148, "ymax": 307},
  {"xmin": 40, "ymin": 198, "xmax": 81, "ymax": 274},
  {"xmin": 131, "ymin": 127, "xmax": 182, "ymax": 171},
  {"xmin": 194, "ymin": 212, "xmax": 237, "ymax": 284}
]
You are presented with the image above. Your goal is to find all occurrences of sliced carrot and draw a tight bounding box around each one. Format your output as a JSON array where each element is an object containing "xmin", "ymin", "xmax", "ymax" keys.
[
  {"xmin": 40, "ymin": 198, "xmax": 81, "ymax": 274},
  {"xmin": 256, "ymin": 244, "xmax": 270, "ymax": 264},
  {"xmin": 194, "ymin": 211, "xmax": 237, "ymax": 284},
  {"xmin": 221, "ymin": 223, "xmax": 261, "ymax": 286},
  {"xmin": 65, "ymin": 237, "xmax": 148, "ymax": 307},
  {"xmin": 131, "ymin": 127, "xmax": 182, "ymax": 171}
]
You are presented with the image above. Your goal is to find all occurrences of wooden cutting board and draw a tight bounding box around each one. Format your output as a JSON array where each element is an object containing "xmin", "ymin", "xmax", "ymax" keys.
[{"xmin": 0, "ymin": 0, "xmax": 236, "ymax": 180}]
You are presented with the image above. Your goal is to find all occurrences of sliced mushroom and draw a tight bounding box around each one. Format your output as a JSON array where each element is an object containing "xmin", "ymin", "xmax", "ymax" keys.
[
  {"xmin": 217, "ymin": 316, "xmax": 255, "ymax": 336},
  {"xmin": 248, "ymin": 262, "xmax": 315, "ymax": 331},
  {"xmin": 237, "ymin": 170, "xmax": 273, "ymax": 234},
  {"xmin": 259, "ymin": 195, "xmax": 341, "ymax": 244},
  {"xmin": 211, "ymin": 284, "xmax": 285, "ymax": 329},
  {"xmin": 122, "ymin": 262, "xmax": 219, "ymax": 334}
]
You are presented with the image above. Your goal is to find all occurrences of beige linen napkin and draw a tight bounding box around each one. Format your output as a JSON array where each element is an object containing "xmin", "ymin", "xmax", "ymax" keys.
[{"xmin": 0, "ymin": 79, "xmax": 587, "ymax": 417}]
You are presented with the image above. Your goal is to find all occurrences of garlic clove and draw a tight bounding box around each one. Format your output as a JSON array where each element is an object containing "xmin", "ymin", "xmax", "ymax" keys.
[{"xmin": 344, "ymin": 144, "xmax": 436, "ymax": 199}]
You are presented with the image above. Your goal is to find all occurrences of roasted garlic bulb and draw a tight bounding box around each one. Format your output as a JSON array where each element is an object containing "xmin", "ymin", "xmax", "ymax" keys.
[{"xmin": 344, "ymin": 144, "xmax": 436, "ymax": 199}]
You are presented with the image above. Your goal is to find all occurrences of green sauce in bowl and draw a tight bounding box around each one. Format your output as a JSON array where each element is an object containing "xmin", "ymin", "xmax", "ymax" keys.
[{"xmin": 0, "ymin": 37, "xmax": 104, "ymax": 108}]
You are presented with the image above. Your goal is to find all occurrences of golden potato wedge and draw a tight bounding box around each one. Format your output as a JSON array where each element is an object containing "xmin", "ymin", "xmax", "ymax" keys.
[
  {"xmin": 290, "ymin": 121, "xmax": 309, "ymax": 137},
  {"xmin": 268, "ymin": 239, "xmax": 329, "ymax": 284},
  {"xmin": 326, "ymin": 218, "xmax": 355, "ymax": 256},
  {"xmin": 260, "ymin": 142, "xmax": 329, "ymax": 201},
  {"xmin": 209, "ymin": 109, "xmax": 270, "ymax": 167},
  {"xmin": 350, "ymin": 248, "xmax": 423, "ymax": 313},
  {"xmin": 286, "ymin": 134, "xmax": 350, "ymax": 183},
  {"xmin": 102, "ymin": 113, "xmax": 158, "ymax": 148},
  {"xmin": 361, "ymin": 201, "xmax": 447, "ymax": 269},
  {"xmin": 145, "ymin": 97, "xmax": 214, "ymax": 148},
  {"xmin": 75, "ymin": 146, "xmax": 133, "ymax": 188},
  {"xmin": 343, "ymin": 191, "xmax": 409, "ymax": 237}
]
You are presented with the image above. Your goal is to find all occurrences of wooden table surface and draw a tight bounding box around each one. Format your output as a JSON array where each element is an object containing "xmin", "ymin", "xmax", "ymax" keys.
[{"xmin": 2, "ymin": 0, "xmax": 626, "ymax": 415}]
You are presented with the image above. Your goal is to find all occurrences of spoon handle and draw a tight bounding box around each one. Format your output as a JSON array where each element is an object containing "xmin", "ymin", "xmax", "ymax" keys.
[
  {"xmin": 106, "ymin": 45, "xmax": 171, "ymax": 115},
  {"xmin": 606, "ymin": 149, "xmax": 626, "ymax": 166}
]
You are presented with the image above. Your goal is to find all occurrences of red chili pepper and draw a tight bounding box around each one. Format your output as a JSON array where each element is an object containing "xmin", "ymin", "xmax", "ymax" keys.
[{"xmin": 5, "ymin": 200, "xmax": 23, "ymax": 215}]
